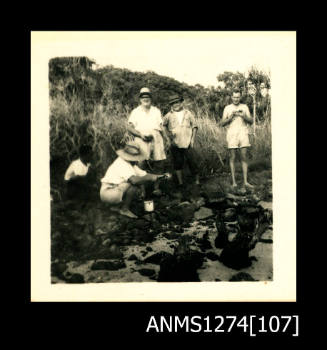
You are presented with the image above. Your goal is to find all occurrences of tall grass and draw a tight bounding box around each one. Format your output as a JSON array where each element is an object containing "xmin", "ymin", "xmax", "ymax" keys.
[{"xmin": 50, "ymin": 95, "xmax": 272, "ymax": 191}]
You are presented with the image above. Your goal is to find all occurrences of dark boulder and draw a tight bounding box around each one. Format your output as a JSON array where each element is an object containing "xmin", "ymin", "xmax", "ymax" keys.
[
  {"xmin": 196, "ymin": 231, "xmax": 212, "ymax": 252},
  {"xmin": 91, "ymin": 260, "xmax": 126, "ymax": 271},
  {"xmin": 229, "ymin": 272, "xmax": 256, "ymax": 281},
  {"xmin": 158, "ymin": 236, "xmax": 205, "ymax": 282},
  {"xmin": 219, "ymin": 205, "xmax": 271, "ymax": 270},
  {"xmin": 51, "ymin": 262, "xmax": 67, "ymax": 278},
  {"xmin": 143, "ymin": 251, "xmax": 173, "ymax": 265},
  {"xmin": 219, "ymin": 232, "xmax": 254, "ymax": 270},
  {"xmin": 127, "ymin": 254, "xmax": 139, "ymax": 261},
  {"xmin": 66, "ymin": 273, "xmax": 85, "ymax": 283},
  {"xmin": 138, "ymin": 268, "xmax": 156, "ymax": 277},
  {"xmin": 205, "ymin": 252, "xmax": 220, "ymax": 261},
  {"xmin": 214, "ymin": 212, "xmax": 229, "ymax": 249}
]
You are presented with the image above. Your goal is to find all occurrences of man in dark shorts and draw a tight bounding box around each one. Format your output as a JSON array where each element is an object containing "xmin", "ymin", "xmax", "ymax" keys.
[{"xmin": 163, "ymin": 94, "xmax": 200, "ymax": 188}]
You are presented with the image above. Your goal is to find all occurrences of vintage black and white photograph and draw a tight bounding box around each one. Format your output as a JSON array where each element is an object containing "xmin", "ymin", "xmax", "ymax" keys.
[{"xmin": 31, "ymin": 31, "xmax": 296, "ymax": 300}]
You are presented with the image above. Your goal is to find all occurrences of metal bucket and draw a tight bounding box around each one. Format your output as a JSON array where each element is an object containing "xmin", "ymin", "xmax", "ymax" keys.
[{"xmin": 144, "ymin": 200, "xmax": 154, "ymax": 212}]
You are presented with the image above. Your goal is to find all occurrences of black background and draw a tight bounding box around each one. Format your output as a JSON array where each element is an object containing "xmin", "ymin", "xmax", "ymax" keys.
[{"xmin": 22, "ymin": 23, "xmax": 311, "ymax": 342}]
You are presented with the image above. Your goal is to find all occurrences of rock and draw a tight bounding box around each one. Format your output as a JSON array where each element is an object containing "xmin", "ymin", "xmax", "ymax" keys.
[
  {"xmin": 77, "ymin": 234, "xmax": 96, "ymax": 251},
  {"xmin": 143, "ymin": 251, "xmax": 173, "ymax": 265},
  {"xmin": 251, "ymin": 194, "xmax": 261, "ymax": 203},
  {"xmin": 229, "ymin": 272, "xmax": 256, "ymax": 281},
  {"xmin": 258, "ymin": 201, "xmax": 272, "ymax": 211},
  {"xmin": 196, "ymin": 232, "xmax": 212, "ymax": 251},
  {"xmin": 206, "ymin": 252, "xmax": 219, "ymax": 261},
  {"xmin": 51, "ymin": 262, "xmax": 67, "ymax": 277},
  {"xmin": 66, "ymin": 273, "xmax": 85, "ymax": 283},
  {"xmin": 156, "ymin": 196, "xmax": 171, "ymax": 208},
  {"xmin": 95, "ymin": 229, "xmax": 107, "ymax": 236},
  {"xmin": 260, "ymin": 229, "xmax": 273, "ymax": 242},
  {"xmin": 260, "ymin": 238, "xmax": 273, "ymax": 244},
  {"xmin": 162, "ymin": 231, "xmax": 181, "ymax": 240},
  {"xmin": 134, "ymin": 219, "xmax": 150, "ymax": 230},
  {"xmin": 191, "ymin": 197, "xmax": 206, "ymax": 209},
  {"xmin": 214, "ymin": 212, "xmax": 229, "ymax": 249},
  {"xmin": 178, "ymin": 201, "xmax": 191, "ymax": 207},
  {"xmin": 94, "ymin": 244, "xmax": 123, "ymax": 260},
  {"xmin": 105, "ymin": 221, "xmax": 121, "ymax": 234},
  {"xmin": 102, "ymin": 238, "xmax": 112, "ymax": 246},
  {"xmin": 194, "ymin": 207, "xmax": 213, "ymax": 220},
  {"xmin": 138, "ymin": 268, "xmax": 156, "ymax": 277},
  {"xmin": 127, "ymin": 254, "xmax": 138, "ymax": 261},
  {"xmin": 219, "ymin": 232, "xmax": 254, "ymax": 270},
  {"xmin": 158, "ymin": 250, "xmax": 204, "ymax": 282},
  {"xmin": 158, "ymin": 237, "xmax": 205, "ymax": 282},
  {"xmin": 91, "ymin": 260, "xmax": 126, "ymax": 271},
  {"xmin": 146, "ymin": 246, "xmax": 153, "ymax": 252},
  {"xmin": 143, "ymin": 214, "xmax": 155, "ymax": 222},
  {"xmin": 223, "ymin": 208, "xmax": 237, "ymax": 221},
  {"xmin": 166, "ymin": 204, "xmax": 195, "ymax": 224}
]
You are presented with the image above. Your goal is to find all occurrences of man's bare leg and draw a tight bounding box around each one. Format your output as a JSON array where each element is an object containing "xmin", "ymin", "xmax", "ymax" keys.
[
  {"xmin": 120, "ymin": 185, "xmax": 138, "ymax": 218},
  {"xmin": 240, "ymin": 147, "xmax": 254, "ymax": 189},
  {"xmin": 229, "ymin": 149, "xmax": 237, "ymax": 188}
]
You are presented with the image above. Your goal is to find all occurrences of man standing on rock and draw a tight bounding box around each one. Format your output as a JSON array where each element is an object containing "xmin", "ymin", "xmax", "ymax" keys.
[
  {"xmin": 163, "ymin": 94, "xmax": 200, "ymax": 189},
  {"xmin": 127, "ymin": 87, "xmax": 167, "ymax": 196},
  {"xmin": 100, "ymin": 141, "xmax": 165, "ymax": 219},
  {"xmin": 221, "ymin": 89, "xmax": 254, "ymax": 192}
]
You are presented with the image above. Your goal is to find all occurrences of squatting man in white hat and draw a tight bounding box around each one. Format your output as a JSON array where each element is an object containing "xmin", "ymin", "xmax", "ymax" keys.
[
  {"xmin": 126, "ymin": 87, "xmax": 168, "ymax": 196},
  {"xmin": 99, "ymin": 141, "xmax": 166, "ymax": 219}
]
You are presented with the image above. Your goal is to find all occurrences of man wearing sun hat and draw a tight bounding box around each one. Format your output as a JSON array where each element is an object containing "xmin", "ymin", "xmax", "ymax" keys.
[
  {"xmin": 127, "ymin": 87, "xmax": 167, "ymax": 195},
  {"xmin": 163, "ymin": 93, "xmax": 200, "ymax": 187},
  {"xmin": 100, "ymin": 141, "xmax": 165, "ymax": 218}
]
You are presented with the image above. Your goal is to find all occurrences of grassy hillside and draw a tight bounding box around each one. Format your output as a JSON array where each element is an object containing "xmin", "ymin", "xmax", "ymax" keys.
[{"xmin": 49, "ymin": 57, "xmax": 271, "ymax": 196}]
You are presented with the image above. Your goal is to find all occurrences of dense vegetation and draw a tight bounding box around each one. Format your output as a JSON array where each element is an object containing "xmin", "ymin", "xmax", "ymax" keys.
[{"xmin": 49, "ymin": 57, "xmax": 271, "ymax": 196}]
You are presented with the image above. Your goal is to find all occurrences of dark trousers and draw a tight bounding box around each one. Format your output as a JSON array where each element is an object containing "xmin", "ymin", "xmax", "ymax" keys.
[{"xmin": 170, "ymin": 145, "xmax": 199, "ymax": 174}]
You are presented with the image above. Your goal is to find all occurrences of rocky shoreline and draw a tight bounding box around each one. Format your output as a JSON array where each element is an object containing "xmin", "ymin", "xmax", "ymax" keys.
[{"xmin": 51, "ymin": 171, "xmax": 273, "ymax": 283}]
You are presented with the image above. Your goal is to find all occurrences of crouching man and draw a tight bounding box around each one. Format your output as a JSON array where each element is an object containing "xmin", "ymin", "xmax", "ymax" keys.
[
  {"xmin": 64, "ymin": 144, "xmax": 93, "ymax": 201},
  {"xmin": 100, "ymin": 141, "xmax": 165, "ymax": 219}
]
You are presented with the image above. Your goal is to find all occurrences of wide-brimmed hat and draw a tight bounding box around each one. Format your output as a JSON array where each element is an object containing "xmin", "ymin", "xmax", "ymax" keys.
[
  {"xmin": 116, "ymin": 141, "xmax": 147, "ymax": 162},
  {"xmin": 139, "ymin": 87, "xmax": 152, "ymax": 98},
  {"xmin": 168, "ymin": 94, "xmax": 184, "ymax": 105}
]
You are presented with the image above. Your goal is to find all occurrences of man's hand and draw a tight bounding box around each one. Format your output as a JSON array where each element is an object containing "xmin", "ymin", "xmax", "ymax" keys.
[{"xmin": 237, "ymin": 110, "xmax": 245, "ymax": 119}]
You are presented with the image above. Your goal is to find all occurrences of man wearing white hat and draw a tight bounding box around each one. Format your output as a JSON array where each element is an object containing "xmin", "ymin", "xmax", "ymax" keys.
[
  {"xmin": 127, "ymin": 87, "xmax": 167, "ymax": 195},
  {"xmin": 100, "ymin": 141, "xmax": 165, "ymax": 218}
]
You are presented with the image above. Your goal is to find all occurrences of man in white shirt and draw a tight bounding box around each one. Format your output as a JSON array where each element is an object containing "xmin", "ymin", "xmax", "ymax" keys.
[
  {"xmin": 64, "ymin": 144, "xmax": 93, "ymax": 200},
  {"xmin": 127, "ymin": 87, "xmax": 167, "ymax": 196},
  {"xmin": 100, "ymin": 141, "xmax": 165, "ymax": 218},
  {"xmin": 221, "ymin": 90, "xmax": 254, "ymax": 192}
]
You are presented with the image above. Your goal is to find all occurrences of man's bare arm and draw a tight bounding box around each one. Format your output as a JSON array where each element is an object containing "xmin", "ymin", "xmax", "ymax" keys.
[
  {"xmin": 127, "ymin": 123, "xmax": 147, "ymax": 140},
  {"xmin": 190, "ymin": 127, "xmax": 198, "ymax": 147},
  {"xmin": 220, "ymin": 112, "xmax": 235, "ymax": 127},
  {"xmin": 129, "ymin": 173, "xmax": 163, "ymax": 185},
  {"xmin": 240, "ymin": 108, "xmax": 253, "ymax": 124}
]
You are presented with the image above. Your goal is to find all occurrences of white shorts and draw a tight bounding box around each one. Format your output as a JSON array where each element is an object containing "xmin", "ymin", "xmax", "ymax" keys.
[
  {"xmin": 100, "ymin": 182, "xmax": 130, "ymax": 204},
  {"xmin": 226, "ymin": 130, "xmax": 251, "ymax": 149},
  {"xmin": 133, "ymin": 131, "xmax": 166, "ymax": 161}
]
